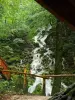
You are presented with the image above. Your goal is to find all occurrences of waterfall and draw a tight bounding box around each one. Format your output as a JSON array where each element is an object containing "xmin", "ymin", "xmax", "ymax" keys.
[
  {"xmin": 28, "ymin": 25, "xmax": 53, "ymax": 96},
  {"xmin": 28, "ymin": 25, "xmax": 67, "ymax": 96}
]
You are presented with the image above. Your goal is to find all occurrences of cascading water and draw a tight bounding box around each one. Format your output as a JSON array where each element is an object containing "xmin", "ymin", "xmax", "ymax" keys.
[
  {"xmin": 28, "ymin": 24, "xmax": 67, "ymax": 96},
  {"xmin": 28, "ymin": 25, "xmax": 53, "ymax": 96}
]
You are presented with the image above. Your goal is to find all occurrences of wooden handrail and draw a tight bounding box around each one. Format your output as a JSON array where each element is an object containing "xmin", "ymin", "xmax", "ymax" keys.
[
  {"xmin": 1, "ymin": 69, "xmax": 75, "ymax": 78},
  {"xmin": 1, "ymin": 69, "xmax": 75, "ymax": 96}
]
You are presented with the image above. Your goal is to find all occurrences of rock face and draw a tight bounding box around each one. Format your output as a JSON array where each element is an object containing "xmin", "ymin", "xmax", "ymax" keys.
[{"xmin": 49, "ymin": 83, "xmax": 75, "ymax": 100}]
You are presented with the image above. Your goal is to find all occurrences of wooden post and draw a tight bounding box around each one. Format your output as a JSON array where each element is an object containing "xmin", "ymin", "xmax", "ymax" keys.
[
  {"xmin": 23, "ymin": 67, "xmax": 28, "ymax": 93},
  {"xmin": 43, "ymin": 78, "xmax": 46, "ymax": 96},
  {"xmin": 0, "ymin": 59, "xmax": 1, "ymax": 66}
]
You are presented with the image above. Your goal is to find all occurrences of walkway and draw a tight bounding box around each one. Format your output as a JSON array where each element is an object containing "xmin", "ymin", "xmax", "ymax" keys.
[{"xmin": 1, "ymin": 95, "xmax": 50, "ymax": 100}]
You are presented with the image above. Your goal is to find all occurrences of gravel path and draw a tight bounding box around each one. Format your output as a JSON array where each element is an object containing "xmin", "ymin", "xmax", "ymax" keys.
[{"xmin": 1, "ymin": 95, "xmax": 50, "ymax": 100}]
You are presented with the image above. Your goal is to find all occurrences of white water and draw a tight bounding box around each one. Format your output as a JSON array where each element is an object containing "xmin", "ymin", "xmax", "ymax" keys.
[
  {"xmin": 28, "ymin": 25, "xmax": 67, "ymax": 96},
  {"xmin": 28, "ymin": 25, "xmax": 53, "ymax": 96}
]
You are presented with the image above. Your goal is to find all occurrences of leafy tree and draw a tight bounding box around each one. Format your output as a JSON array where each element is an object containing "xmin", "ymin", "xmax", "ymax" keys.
[{"xmin": 0, "ymin": 0, "xmax": 56, "ymax": 66}]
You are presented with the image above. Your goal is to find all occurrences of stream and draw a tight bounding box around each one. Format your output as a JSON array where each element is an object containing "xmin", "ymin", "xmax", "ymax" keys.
[
  {"xmin": 28, "ymin": 25, "xmax": 67, "ymax": 96},
  {"xmin": 28, "ymin": 25, "xmax": 53, "ymax": 96}
]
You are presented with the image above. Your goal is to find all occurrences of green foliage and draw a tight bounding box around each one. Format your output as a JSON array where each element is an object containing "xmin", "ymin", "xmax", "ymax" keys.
[
  {"xmin": 11, "ymin": 75, "xmax": 24, "ymax": 93},
  {"xmin": 33, "ymin": 84, "xmax": 42, "ymax": 95},
  {"xmin": 0, "ymin": 0, "xmax": 56, "ymax": 66},
  {"xmin": 0, "ymin": 0, "xmax": 56, "ymax": 38},
  {"xmin": 0, "ymin": 74, "xmax": 42, "ymax": 94},
  {"xmin": 0, "ymin": 4, "xmax": 4, "ymax": 18},
  {"xmin": 0, "ymin": 75, "xmax": 24, "ymax": 94},
  {"xmin": 0, "ymin": 80, "xmax": 9, "ymax": 93},
  {"xmin": 0, "ymin": 0, "xmax": 75, "ymax": 96}
]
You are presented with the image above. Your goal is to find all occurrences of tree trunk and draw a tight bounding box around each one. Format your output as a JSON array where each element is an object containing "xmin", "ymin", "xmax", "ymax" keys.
[{"xmin": 51, "ymin": 20, "xmax": 64, "ymax": 95}]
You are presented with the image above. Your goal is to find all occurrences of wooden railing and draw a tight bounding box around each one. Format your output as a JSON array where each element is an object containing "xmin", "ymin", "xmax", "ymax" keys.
[{"xmin": 1, "ymin": 69, "xmax": 75, "ymax": 95}]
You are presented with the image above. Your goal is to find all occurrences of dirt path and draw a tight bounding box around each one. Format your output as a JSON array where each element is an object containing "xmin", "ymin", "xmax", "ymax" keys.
[{"xmin": 1, "ymin": 95, "xmax": 51, "ymax": 100}]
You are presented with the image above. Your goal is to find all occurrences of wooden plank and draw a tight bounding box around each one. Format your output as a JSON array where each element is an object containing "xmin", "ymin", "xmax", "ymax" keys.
[{"xmin": 23, "ymin": 68, "xmax": 28, "ymax": 93}]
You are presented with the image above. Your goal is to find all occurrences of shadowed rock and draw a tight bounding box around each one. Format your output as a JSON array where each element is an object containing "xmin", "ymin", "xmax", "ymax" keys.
[{"xmin": 48, "ymin": 83, "xmax": 75, "ymax": 100}]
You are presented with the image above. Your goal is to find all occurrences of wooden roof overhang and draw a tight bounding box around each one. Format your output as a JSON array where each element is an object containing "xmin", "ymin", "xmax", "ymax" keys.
[{"xmin": 35, "ymin": 0, "xmax": 75, "ymax": 28}]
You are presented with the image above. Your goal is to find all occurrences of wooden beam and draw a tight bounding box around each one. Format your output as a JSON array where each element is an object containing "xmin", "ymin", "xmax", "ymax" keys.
[
  {"xmin": 43, "ymin": 78, "xmax": 46, "ymax": 95},
  {"xmin": 1, "ymin": 70, "xmax": 75, "ymax": 78}
]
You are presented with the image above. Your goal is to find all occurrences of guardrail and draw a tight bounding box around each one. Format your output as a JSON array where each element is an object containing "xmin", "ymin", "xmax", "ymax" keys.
[{"xmin": 1, "ymin": 69, "xmax": 75, "ymax": 95}]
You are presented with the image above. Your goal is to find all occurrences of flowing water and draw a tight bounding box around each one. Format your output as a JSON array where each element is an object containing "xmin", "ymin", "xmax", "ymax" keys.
[
  {"xmin": 28, "ymin": 25, "xmax": 67, "ymax": 96},
  {"xmin": 28, "ymin": 25, "xmax": 53, "ymax": 96}
]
